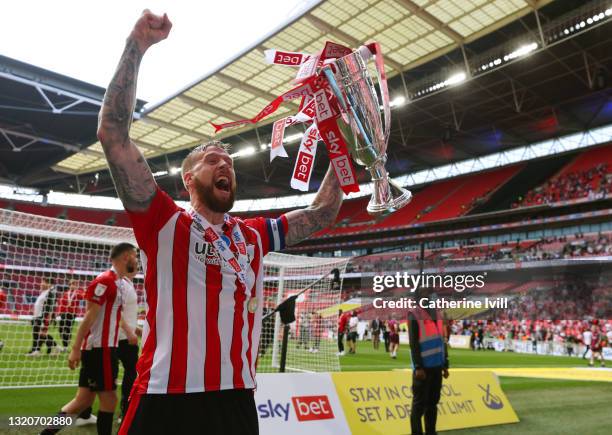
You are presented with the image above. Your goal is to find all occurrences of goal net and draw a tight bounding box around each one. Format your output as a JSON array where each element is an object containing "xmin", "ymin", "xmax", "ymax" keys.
[
  {"xmin": 257, "ymin": 252, "xmax": 350, "ymax": 374},
  {"xmin": 0, "ymin": 209, "xmax": 349, "ymax": 388},
  {"xmin": 0, "ymin": 208, "xmax": 138, "ymax": 388}
]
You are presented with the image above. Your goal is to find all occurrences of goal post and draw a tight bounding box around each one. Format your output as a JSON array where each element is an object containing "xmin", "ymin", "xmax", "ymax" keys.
[
  {"xmin": 0, "ymin": 208, "xmax": 138, "ymax": 389},
  {"xmin": 0, "ymin": 209, "xmax": 350, "ymax": 388},
  {"xmin": 258, "ymin": 252, "xmax": 350, "ymax": 374}
]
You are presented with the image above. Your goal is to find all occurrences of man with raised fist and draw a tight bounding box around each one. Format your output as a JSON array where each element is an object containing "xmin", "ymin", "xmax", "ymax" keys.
[{"xmin": 95, "ymin": 10, "xmax": 344, "ymax": 435}]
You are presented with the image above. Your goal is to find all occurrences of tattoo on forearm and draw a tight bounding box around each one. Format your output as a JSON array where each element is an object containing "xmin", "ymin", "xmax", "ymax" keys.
[
  {"xmin": 108, "ymin": 157, "xmax": 156, "ymax": 211},
  {"xmin": 98, "ymin": 38, "xmax": 143, "ymax": 146},
  {"xmin": 98, "ymin": 38, "xmax": 156, "ymax": 211},
  {"xmin": 286, "ymin": 168, "xmax": 343, "ymax": 246}
]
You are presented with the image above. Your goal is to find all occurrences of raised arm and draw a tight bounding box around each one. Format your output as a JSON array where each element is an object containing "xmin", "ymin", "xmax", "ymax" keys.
[
  {"xmin": 96, "ymin": 10, "xmax": 172, "ymax": 212},
  {"xmin": 285, "ymin": 166, "xmax": 343, "ymax": 246}
]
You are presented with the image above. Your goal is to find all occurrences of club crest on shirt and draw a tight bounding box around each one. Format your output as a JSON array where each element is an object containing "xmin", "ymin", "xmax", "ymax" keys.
[{"xmin": 94, "ymin": 283, "xmax": 107, "ymax": 297}]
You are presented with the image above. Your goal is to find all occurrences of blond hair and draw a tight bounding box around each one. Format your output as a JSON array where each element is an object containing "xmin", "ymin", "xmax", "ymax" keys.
[{"xmin": 181, "ymin": 140, "xmax": 231, "ymax": 189}]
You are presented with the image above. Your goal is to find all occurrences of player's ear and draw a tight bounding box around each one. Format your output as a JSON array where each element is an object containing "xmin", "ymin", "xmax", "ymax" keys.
[{"xmin": 183, "ymin": 171, "xmax": 192, "ymax": 190}]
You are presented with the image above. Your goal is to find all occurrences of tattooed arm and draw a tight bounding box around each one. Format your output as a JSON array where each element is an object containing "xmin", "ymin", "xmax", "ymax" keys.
[
  {"xmin": 96, "ymin": 10, "xmax": 172, "ymax": 212},
  {"xmin": 285, "ymin": 166, "xmax": 343, "ymax": 246}
]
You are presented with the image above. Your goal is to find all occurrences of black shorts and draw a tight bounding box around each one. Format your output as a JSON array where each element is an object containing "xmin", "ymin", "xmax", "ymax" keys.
[
  {"xmin": 348, "ymin": 331, "xmax": 358, "ymax": 341},
  {"xmin": 78, "ymin": 348, "xmax": 119, "ymax": 392},
  {"xmin": 120, "ymin": 389, "xmax": 258, "ymax": 435}
]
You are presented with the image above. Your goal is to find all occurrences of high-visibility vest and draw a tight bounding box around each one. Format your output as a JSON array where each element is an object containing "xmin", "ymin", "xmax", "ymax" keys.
[{"xmin": 410, "ymin": 307, "xmax": 445, "ymax": 368}]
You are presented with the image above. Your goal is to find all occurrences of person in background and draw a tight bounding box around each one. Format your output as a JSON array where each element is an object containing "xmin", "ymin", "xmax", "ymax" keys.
[
  {"xmin": 408, "ymin": 303, "xmax": 449, "ymax": 435},
  {"xmin": 297, "ymin": 312, "xmax": 310, "ymax": 350},
  {"xmin": 589, "ymin": 325, "xmax": 606, "ymax": 368},
  {"xmin": 470, "ymin": 325, "xmax": 477, "ymax": 351},
  {"xmin": 57, "ymin": 279, "xmax": 85, "ymax": 351},
  {"xmin": 40, "ymin": 243, "xmax": 139, "ymax": 435},
  {"xmin": 387, "ymin": 316, "xmax": 400, "ymax": 359},
  {"xmin": 117, "ymin": 268, "xmax": 141, "ymax": 422},
  {"xmin": 26, "ymin": 277, "xmax": 59, "ymax": 356},
  {"xmin": 371, "ymin": 317, "xmax": 381, "ymax": 350},
  {"xmin": 310, "ymin": 312, "xmax": 323, "ymax": 353},
  {"xmin": 564, "ymin": 332, "xmax": 575, "ymax": 357},
  {"xmin": 337, "ymin": 309, "xmax": 348, "ymax": 356},
  {"xmin": 582, "ymin": 326, "xmax": 592, "ymax": 359},
  {"xmin": 381, "ymin": 319, "xmax": 390, "ymax": 353},
  {"xmin": 347, "ymin": 311, "xmax": 359, "ymax": 354}
]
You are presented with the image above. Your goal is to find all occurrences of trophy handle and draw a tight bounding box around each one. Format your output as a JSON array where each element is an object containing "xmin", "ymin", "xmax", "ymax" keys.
[{"xmin": 362, "ymin": 43, "xmax": 391, "ymax": 147}]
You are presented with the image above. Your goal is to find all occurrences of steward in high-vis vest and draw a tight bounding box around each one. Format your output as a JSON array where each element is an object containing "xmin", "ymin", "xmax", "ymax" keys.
[{"xmin": 408, "ymin": 305, "xmax": 449, "ymax": 435}]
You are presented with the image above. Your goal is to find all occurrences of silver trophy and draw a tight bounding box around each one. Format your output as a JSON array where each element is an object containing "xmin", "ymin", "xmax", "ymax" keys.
[{"xmin": 323, "ymin": 46, "xmax": 412, "ymax": 216}]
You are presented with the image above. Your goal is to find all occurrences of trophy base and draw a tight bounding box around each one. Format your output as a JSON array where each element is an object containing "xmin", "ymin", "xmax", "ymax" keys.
[{"xmin": 367, "ymin": 179, "xmax": 412, "ymax": 217}]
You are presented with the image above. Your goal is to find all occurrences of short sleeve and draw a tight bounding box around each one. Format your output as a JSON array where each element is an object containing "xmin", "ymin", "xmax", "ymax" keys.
[
  {"xmin": 244, "ymin": 215, "xmax": 289, "ymax": 256},
  {"xmin": 126, "ymin": 186, "xmax": 181, "ymax": 253},
  {"xmin": 86, "ymin": 275, "xmax": 117, "ymax": 306}
]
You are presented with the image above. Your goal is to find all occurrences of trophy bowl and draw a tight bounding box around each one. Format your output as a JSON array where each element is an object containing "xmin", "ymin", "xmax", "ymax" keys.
[{"xmin": 322, "ymin": 45, "xmax": 412, "ymax": 216}]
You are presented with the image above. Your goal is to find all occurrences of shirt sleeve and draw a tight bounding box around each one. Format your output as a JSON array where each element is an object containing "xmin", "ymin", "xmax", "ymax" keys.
[
  {"xmin": 125, "ymin": 186, "xmax": 181, "ymax": 254},
  {"xmin": 86, "ymin": 275, "xmax": 117, "ymax": 306},
  {"xmin": 243, "ymin": 215, "xmax": 289, "ymax": 256}
]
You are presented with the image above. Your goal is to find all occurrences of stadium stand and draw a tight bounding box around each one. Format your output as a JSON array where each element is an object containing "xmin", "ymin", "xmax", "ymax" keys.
[
  {"xmin": 4, "ymin": 144, "xmax": 612, "ymax": 247},
  {"xmin": 516, "ymin": 144, "xmax": 612, "ymax": 207}
]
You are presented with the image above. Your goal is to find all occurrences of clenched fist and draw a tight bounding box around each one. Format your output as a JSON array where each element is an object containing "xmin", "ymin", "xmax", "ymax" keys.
[{"xmin": 130, "ymin": 9, "xmax": 172, "ymax": 52}]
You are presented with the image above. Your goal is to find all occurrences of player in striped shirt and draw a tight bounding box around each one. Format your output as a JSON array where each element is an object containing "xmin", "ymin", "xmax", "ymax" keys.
[
  {"xmin": 41, "ymin": 243, "xmax": 139, "ymax": 435},
  {"xmin": 96, "ymin": 10, "xmax": 344, "ymax": 435}
]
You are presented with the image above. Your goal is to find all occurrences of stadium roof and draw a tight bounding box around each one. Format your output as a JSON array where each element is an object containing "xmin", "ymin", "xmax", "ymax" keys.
[
  {"xmin": 53, "ymin": 0, "xmax": 554, "ymax": 175},
  {"xmin": 1, "ymin": 0, "xmax": 611, "ymax": 204}
]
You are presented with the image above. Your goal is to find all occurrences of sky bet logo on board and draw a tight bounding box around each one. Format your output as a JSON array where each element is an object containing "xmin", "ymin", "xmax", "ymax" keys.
[
  {"xmin": 258, "ymin": 395, "xmax": 335, "ymax": 423},
  {"xmin": 292, "ymin": 395, "xmax": 335, "ymax": 421}
]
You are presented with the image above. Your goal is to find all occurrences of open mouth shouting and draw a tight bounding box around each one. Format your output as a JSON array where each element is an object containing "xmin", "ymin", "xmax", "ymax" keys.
[
  {"xmin": 214, "ymin": 175, "xmax": 232, "ymax": 196},
  {"xmin": 214, "ymin": 175, "xmax": 232, "ymax": 195}
]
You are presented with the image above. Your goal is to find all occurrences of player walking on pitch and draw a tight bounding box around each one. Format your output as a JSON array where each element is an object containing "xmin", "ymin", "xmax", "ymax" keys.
[
  {"xmin": 41, "ymin": 243, "xmax": 139, "ymax": 435},
  {"xmin": 96, "ymin": 10, "xmax": 343, "ymax": 434},
  {"xmin": 117, "ymin": 269, "xmax": 141, "ymax": 422},
  {"xmin": 26, "ymin": 277, "xmax": 59, "ymax": 356}
]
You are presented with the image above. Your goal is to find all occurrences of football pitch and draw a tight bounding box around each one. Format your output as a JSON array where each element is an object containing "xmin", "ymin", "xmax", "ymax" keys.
[{"xmin": 1, "ymin": 340, "xmax": 610, "ymax": 434}]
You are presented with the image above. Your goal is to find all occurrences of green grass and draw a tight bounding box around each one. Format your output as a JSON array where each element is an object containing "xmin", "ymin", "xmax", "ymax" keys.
[
  {"xmin": 338, "ymin": 345, "xmax": 585, "ymax": 371},
  {"xmin": 1, "ymin": 326, "xmax": 610, "ymax": 434},
  {"xmin": 450, "ymin": 377, "xmax": 612, "ymax": 435},
  {"xmin": 337, "ymin": 346, "xmax": 612, "ymax": 434}
]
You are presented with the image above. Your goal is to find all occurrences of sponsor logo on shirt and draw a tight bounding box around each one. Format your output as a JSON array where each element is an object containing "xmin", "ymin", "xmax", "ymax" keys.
[
  {"xmin": 194, "ymin": 241, "xmax": 221, "ymax": 266},
  {"xmin": 194, "ymin": 241, "xmax": 255, "ymax": 266}
]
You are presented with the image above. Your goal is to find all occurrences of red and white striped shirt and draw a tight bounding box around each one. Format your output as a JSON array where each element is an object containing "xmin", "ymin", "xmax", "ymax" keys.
[
  {"xmin": 82, "ymin": 269, "xmax": 123, "ymax": 349},
  {"xmin": 58, "ymin": 287, "xmax": 85, "ymax": 315},
  {"xmin": 127, "ymin": 187, "xmax": 288, "ymax": 394}
]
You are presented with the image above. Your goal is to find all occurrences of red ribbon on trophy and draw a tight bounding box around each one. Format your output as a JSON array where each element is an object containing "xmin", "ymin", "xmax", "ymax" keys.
[
  {"xmin": 290, "ymin": 124, "xmax": 319, "ymax": 192},
  {"xmin": 211, "ymin": 41, "xmax": 362, "ymax": 194}
]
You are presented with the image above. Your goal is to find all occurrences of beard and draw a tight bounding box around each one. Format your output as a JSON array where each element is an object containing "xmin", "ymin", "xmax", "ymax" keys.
[
  {"xmin": 126, "ymin": 259, "xmax": 137, "ymax": 274},
  {"xmin": 194, "ymin": 177, "xmax": 235, "ymax": 213}
]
